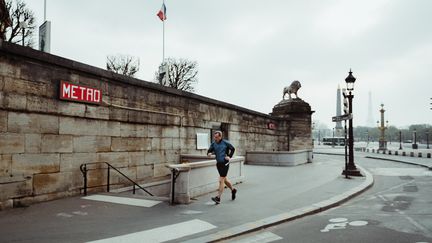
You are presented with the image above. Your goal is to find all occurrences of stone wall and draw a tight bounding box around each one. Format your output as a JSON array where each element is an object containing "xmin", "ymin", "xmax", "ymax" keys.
[{"xmin": 0, "ymin": 41, "xmax": 293, "ymax": 209}]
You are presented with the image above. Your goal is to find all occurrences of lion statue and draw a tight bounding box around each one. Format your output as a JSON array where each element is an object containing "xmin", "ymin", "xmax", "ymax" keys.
[{"xmin": 283, "ymin": 80, "xmax": 301, "ymax": 100}]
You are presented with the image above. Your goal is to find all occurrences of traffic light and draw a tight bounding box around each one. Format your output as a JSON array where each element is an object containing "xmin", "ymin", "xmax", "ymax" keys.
[{"xmin": 342, "ymin": 89, "xmax": 349, "ymax": 114}]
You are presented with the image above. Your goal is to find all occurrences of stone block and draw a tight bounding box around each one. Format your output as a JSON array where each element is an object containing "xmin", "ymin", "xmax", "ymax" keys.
[
  {"xmin": 148, "ymin": 125, "xmax": 162, "ymax": 137},
  {"xmin": 12, "ymin": 154, "xmax": 60, "ymax": 175},
  {"xmin": 136, "ymin": 165, "xmax": 153, "ymax": 179},
  {"xmin": 161, "ymin": 138, "xmax": 173, "ymax": 150},
  {"xmin": 120, "ymin": 123, "xmax": 148, "ymax": 138},
  {"xmin": 0, "ymin": 62, "xmax": 20, "ymax": 79},
  {"xmin": 4, "ymin": 93, "xmax": 26, "ymax": 110},
  {"xmin": 111, "ymin": 137, "xmax": 151, "ymax": 152},
  {"xmin": 97, "ymin": 152, "xmax": 129, "ymax": 168},
  {"xmin": 112, "ymin": 167, "xmax": 137, "ymax": 184},
  {"xmin": 144, "ymin": 151, "xmax": 165, "ymax": 165},
  {"xmin": 58, "ymin": 102, "xmax": 86, "ymax": 117},
  {"xmin": 153, "ymin": 163, "xmax": 170, "ymax": 177},
  {"xmin": 59, "ymin": 117, "xmax": 99, "ymax": 136},
  {"xmin": 0, "ymin": 176, "xmax": 32, "ymax": 201},
  {"xmin": 41, "ymin": 134, "xmax": 73, "ymax": 153},
  {"xmin": 85, "ymin": 105, "xmax": 110, "ymax": 120},
  {"xmin": 33, "ymin": 172, "xmax": 74, "ymax": 195},
  {"xmin": 60, "ymin": 153, "xmax": 98, "ymax": 172},
  {"xmin": 98, "ymin": 120, "xmax": 121, "ymax": 137},
  {"xmin": 0, "ymin": 154, "xmax": 12, "ymax": 176},
  {"xmin": 109, "ymin": 107, "xmax": 128, "ymax": 122},
  {"xmin": 0, "ymin": 110, "xmax": 6, "ymax": 132},
  {"xmin": 73, "ymin": 136, "xmax": 111, "ymax": 153},
  {"xmin": 128, "ymin": 152, "xmax": 145, "ymax": 167},
  {"xmin": 3, "ymin": 77, "xmax": 45, "ymax": 95},
  {"xmin": 0, "ymin": 133, "xmax": 25, "ymax": 153},
  {"xmin": 25, "ymin": 134, "xmax": 41, "ymax": 153},
  {"xmin": 173, "ymin": 138, "xmax": 181, "ymax": 150},
  {"xmin": 8, "ymin": 112, "xmax": 58, "ymax": 134},
  {"xmin": 27, "ymin": 95, "xmax": 60, "ymax": 114}
]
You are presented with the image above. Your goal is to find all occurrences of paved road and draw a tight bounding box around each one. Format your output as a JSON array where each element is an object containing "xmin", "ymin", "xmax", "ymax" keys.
[{"xmin": 224, "ymin": 155, "xmax": 432, "ymax": 243}]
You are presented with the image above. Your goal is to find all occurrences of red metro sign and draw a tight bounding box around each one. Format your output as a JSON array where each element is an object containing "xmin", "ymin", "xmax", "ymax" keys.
[{"xmin": 60, "ymin": 81, "xmax": 102, "ymax": 104}]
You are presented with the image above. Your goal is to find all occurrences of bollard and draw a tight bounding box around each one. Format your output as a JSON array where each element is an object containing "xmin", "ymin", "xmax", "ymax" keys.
[
  {"xmin": 427, "ymin": 153, "xmax": 431, "ymax": 158},
  {"xmin": 366, "ymin": 148, "xmax": 369, "ymax": 153},
  {"xmin": 418, "ymin": 152, "xmax": 422, "ymax": 158},
  {"xmin": 388, "ymin": 150, "xmax": 392, "ymax": 155},
  {"xmin": 402, "ymin": 151, "xmax": 406, "ymax": 156},
  {"xmin": 372, "ymin": 149, "xmax": 375, "ymax": 153},
  {"xmin": 410, "ymin": 152, "xmax": 414, "ymax": 157},
  {"xmin": 395, "ymin": 151, "xmax": 398, "ymax": 156}
]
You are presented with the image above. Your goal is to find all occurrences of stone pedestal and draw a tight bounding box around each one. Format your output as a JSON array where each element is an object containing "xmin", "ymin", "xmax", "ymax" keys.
[{"xmin": 271, "ymin": 98, "xmax": 314, "ymax": 151}]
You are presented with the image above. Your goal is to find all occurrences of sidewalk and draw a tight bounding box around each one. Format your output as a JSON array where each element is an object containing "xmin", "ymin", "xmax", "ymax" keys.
[
  {"xmin": 0, "ymin": 154, "xmax": 372, "ymax": 243},
  {"xmin": 314, "ymin": 145, "xmax": 432, "ymax": 169}
]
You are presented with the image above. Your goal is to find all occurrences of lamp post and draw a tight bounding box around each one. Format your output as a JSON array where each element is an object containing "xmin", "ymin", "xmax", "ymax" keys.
[
  {"xmin": 377, "ymin": 104, "xmax": 388, "ymax": 152},
  {"xmin": 19, "ymin": 21, "xmax": 28, "ymax": 46},
  {"xmin": 332, "ymin": 128, "xmax": 335, "ymax": 147},
  {"xmin": 399, "ymin": 130, "xmax": 402, "ymax": 150},
  {"xmin": 342, "ymin": 69, "xmax": 362, "ymax": 177},
  {"xmin": 427, "ymin": 131, "xmax": 430, "ymax": 149},
  {"xmin": 412, "ymin": 129, "xmax": 418, "ymax": 149}
]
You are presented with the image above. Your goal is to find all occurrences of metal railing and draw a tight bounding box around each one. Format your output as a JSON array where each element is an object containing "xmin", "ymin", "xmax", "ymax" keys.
[{"xmin": 79, "ymin": 162, "xmax": 153, "ymax": 196}]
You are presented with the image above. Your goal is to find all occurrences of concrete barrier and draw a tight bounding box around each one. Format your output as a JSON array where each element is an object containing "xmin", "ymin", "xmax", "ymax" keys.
[
  {"xmin": 245, "ymin": 150, "xmax": 313, "ymax": 167},
  {"xmin": 167, "ymin": 155, "xmax": 245, "ymax": 204}
]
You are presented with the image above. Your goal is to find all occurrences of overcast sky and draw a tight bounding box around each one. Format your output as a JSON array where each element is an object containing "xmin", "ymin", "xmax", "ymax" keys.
[{"xmin": 25, "ymin": 0, "xmax": 432, "ymax": 128}]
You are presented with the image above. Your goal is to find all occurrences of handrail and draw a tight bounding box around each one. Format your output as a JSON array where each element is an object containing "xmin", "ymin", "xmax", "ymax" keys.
[{"xmin": 79, "ymin": 162, "xmax": 153, "ymax": 196}]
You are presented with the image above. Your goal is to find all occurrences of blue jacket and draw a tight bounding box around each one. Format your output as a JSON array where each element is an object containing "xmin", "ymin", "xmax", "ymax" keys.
[{"xmin": 207, "ymin": 139, "xmax": 235, "ymax": 163}]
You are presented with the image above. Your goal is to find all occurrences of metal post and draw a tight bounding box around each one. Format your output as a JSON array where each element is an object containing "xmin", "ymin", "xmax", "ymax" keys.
[
  {"xmin": 332, "ymin": 128, "xmax": 335, "ymax": 147},
  {"xmin": 427, "ymin": 131, "xmax": 430, "ymax": 149},
  {"xmin": 83, "ymin": 164, "xmax": 87, "ymax": 196},
  {"xmin": 318, "ymin": 130, "xmax": 321, "ymax": 145},
  {"xmin": 107, "ymin": 166, "xmax": 110, "ymax": 192},
  {"xmin": 344, "ymin": 120, "xmax": 348, "ymax": 179},
  {"xmin": 399, "ymin": 130, "xmax": 402, "ymax": 150},
  {"xmin": 343, "ymin": 91, "xmax": 362, "ymax": 176}
]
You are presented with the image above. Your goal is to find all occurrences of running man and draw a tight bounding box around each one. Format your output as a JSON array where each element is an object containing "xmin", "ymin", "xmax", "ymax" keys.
[{"xmin": 207, "ymin": 131, "xmax": 237, "ymax": 204}]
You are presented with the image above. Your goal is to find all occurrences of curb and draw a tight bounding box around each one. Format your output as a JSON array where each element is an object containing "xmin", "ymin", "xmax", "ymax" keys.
[
  {"xmin": 184, "ymin": 165, "xmax": 374, "ymax": 243},
  {"xmin": 364, "ymin": 156, "xmax": 432, "ymax": 170}
]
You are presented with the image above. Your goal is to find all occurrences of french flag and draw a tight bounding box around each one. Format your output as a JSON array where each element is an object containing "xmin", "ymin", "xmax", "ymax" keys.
[{"xmin": 157, "ymin": 3, "xmax": 167, "ymax": 21}]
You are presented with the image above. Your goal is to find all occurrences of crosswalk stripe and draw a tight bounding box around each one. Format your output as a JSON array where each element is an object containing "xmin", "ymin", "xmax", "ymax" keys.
[
  {"xmin": 87, "ymin": 219, "xmax": 217, "ymax": 243},
  {"xmin": 227, "ymin": 232, "xmax": 283, "ymax": 243},
  {"xmin": 82, "ymin": 195, "xmax": 161, "ymax": 208}
]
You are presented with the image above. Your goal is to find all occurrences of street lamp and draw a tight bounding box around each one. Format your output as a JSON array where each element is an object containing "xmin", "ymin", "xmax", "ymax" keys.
[
  {"xmin": 342, "ymin": 69, "xmax": 362, "ymax": 177},
  {"xmin": 426, "ymin": 130, "xmax": 430, "ymax": 149},
  {"xmin": 19, "ymin": 21, "xmax": 28, "ymax": 46},
  {"xmin": 318, "ymin": 130, "xmax": 321, "ymax": 145},
  {"xmin": 413, "ymin": 129, "xmax": 418, "ymax": 149},
  {"xmin": 399, "ymin": 130, "xmax": 402, "ymax": 150}
]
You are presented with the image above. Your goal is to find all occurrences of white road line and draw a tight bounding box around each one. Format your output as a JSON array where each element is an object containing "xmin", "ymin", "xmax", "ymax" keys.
[
  {"xmin": 227, "ymin": 232, "xmax": 283, "ymax": 243},
  {"xmin": 82, "ymin": 195, "xmax": 161, "ymax": 208},
  {"xmin": 87, "ymin": 219, "xmax": 217, "ymax": 243}
]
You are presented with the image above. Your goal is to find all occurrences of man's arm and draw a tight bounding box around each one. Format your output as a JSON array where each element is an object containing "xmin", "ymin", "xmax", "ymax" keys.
[
  {"xmin": 226, "ymin": 142, "xmax": 235, "ymax": 158},
  {"xmin": 207, "ymin": 143, "xmax": 214, "ymax": 156}
]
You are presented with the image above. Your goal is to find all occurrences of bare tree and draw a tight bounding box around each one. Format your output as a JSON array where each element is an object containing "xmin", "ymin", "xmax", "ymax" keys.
[
  {"xmin": 0, "ymin": 0, "xmax": 36, "ymax": 46},
  {"xmin": 155, "ymin": 58, "xmax": 198, "ymax": 92},
  {"xmin": 106, "ymin": 54, "xmax": 140, "ymax": 77}
]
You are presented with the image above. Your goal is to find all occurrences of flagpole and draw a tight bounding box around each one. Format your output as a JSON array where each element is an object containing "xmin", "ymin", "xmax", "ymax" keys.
[{"xmin": 162, "ymin": 0, "xmax": 165, "ymax": 63}]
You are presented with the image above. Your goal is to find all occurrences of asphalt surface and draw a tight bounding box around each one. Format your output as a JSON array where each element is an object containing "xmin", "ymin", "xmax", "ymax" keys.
[{"xmin": 224, "ymin": 155, "xmax": 432, "ymax": 243}]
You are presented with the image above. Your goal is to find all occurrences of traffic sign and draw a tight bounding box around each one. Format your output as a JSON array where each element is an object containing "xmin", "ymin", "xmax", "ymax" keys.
[{"xmin": 332, "ymin": 114, "xmax": 353, "ymax": 122}]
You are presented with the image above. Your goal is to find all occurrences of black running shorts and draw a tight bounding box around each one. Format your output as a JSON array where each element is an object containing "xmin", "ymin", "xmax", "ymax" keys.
[{"xmin": 216, "ymin": 162, "xmax": 229, "ymax": 177}]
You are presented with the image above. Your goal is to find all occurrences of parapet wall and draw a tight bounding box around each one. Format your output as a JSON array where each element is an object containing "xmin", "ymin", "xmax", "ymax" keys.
[{"xmin": 0, "ymin": 41, "xmax": 291, "ymax": 209}]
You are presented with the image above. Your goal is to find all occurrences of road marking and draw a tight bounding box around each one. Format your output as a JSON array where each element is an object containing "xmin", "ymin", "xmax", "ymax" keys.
[
  {"xmin": 227, "ymin": 232, "xmax": 283, "ymax": 243},
  {"xmin": 321, "ymin": 218, "xmax": 368, "ymax": 232},
  {"xmin": 56, "ymin": 212, "xmax": 73, "ymax": 218},
  {"xmin": 87, "ymin": 219, "xmax": 217, "ymax": 243},
  {"xmin": 82, "ymin": 195, "xmax": 161, "ymax": 208}
]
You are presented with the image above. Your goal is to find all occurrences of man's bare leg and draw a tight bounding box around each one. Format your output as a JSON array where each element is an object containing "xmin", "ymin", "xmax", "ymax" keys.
[
  {"xmin": 224, "ymin": 178, "xmax": 233, "ymax": 191},
  {"xmin": 217, "ymin": 177, "xmax": 225, "ymax": 198}
]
